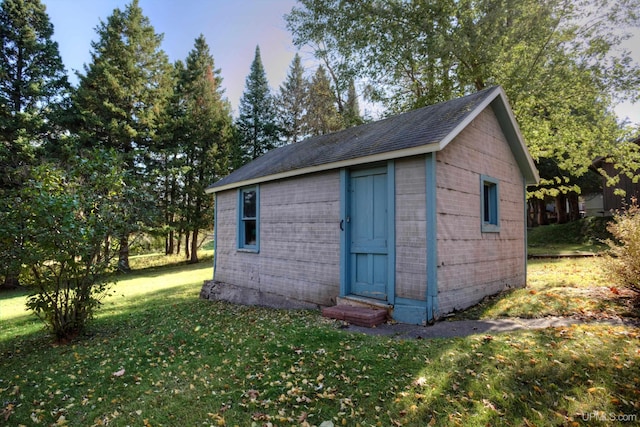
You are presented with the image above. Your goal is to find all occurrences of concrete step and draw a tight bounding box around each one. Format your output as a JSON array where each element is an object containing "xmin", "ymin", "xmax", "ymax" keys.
[{"xmin": 321, "ymin": 305, "xmax": 388, "ymax": 328}]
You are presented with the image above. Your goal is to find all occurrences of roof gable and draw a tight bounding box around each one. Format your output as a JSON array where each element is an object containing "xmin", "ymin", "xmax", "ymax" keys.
[{"xmin": 208, "ymin": 86, "xmax": 539, "ymax": 193}]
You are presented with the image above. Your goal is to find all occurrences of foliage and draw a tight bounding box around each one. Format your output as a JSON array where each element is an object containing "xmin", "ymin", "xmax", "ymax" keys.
[
  {"xmin": 72, "ymin": 0, "xmax": 172, "ymax": 271},
  {"xmin": 234, "ymin": 45, "xmax": 281, "ymax": 167},
  {"xmin": 1, "ymin": 258, "xmax": 639, "ymax": 425},
  {"xmin": 306, "ymin": 65, "xmax": 343, "ymax": 136},
  {"xmin": 527, "ymin": 216, "xmax": 611, "ymax": 255},
  {"xmin": 286, "ymin": 0, "xmax": 640, "ymax": 197},
  {"xmin": 276, "ymin": 53, "xmax": 309, "ymax": 143},
  {"xmin": 603, "ymin": 198, "xmax": 640, "ymax": 292},
  {"xmin": 158, "ymin": 35, "xmax": 233, "ymax": 262},
  {"xmin": 342, "ymin": 79, "xmax": 363, "ymax": 127},
  {"xmin": 0, "ymin": 149, "xmax": 128, "ymax": 341},
  {"xmin": 0, "ymin": 0, "xmax": 69, "ymax": 152},
  {"xmin": 0, "ymin": 0, "xmax": 69, "ymax": 288}
]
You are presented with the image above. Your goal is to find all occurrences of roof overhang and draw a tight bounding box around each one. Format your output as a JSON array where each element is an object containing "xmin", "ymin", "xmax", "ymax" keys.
[{"xmin": 207, "ymin": 86, "xmax": 539, "ymax": 194}]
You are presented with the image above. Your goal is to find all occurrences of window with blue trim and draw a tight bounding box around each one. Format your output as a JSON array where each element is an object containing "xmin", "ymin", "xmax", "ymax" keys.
[
  {"xmin": 481, "ymin": 175, "xmax": 500, "ymax": 232},
  {"xmin": 238, "ymin": 186, "xmax": 259, "ymax": 250}
]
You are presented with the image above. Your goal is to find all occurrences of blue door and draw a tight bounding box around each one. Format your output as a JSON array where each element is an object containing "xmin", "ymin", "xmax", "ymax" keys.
[{"xmin": 349, "ymin": 167, "xmax": 388, "ymax": 300}]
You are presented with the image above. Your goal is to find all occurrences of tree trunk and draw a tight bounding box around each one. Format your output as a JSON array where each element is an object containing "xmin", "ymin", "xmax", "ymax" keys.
[
  {"xmin": 184, "ymin": 230, "xmax": 190, "ymax": 260},
  {"xmin": 555, "ymin": 194, "xmax": 568, "ymax": 224},
  {"xmin": 166, "ymin": 229, "xmax": 175, "ymax": 255},
  {"xmin": 118, "ymin": 233, "xmax": 130, "ymax": 272},
  {"xmin": 568, "ymin": 193, "xmax": 580, "ymax": 221},
  {"xmin": 1, "ymin": 273, "xmax": 21, "ymax": 290},
  {"xmin": 536, "ymin": 198, "xmax": 549, "ymax": 226},
  {"xmin": 527, "ymin": 200, "xmax": 537, "ymax": 228},
  {"xmin": 190, "ymin": 229, "xmax": 199, "ymax": 263}
]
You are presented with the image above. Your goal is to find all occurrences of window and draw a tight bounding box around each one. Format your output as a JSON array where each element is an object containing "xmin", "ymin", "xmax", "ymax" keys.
[
  {"xmin": 481, "ymin": 175, "xmax": 500, "ymax": 232},
  {"xmin": 238, "ymin": 186, "xmax": 259, "ymax": 251}
]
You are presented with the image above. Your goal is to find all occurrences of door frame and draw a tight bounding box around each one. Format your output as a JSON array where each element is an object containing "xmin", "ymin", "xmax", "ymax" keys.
[{"xmin": 339, "ymin": 161, "xmax": 395, "ymax": 304}]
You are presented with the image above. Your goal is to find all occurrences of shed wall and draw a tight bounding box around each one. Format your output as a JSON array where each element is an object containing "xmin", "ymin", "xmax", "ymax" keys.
[
  {"xmin": 213, "ymin": 171, "xmax": 341, "ymax": 306},
  {"xmin": 395, "ymin": 157, "xmax": 427, "ymax": 301},
  {"xmin": 436, "ymin": 108, "xmax": 526, "ymax": 314}
]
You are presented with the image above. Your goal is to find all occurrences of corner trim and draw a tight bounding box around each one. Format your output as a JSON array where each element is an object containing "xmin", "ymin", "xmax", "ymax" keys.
[
  {"xmin": 387, "ymin": 160, "xmax": 396, "ymax": 305},
  {"xmin": 425, "ymin": 152, "xmax": 438, "ymax": 321},
  {"xmin": 339, "ymin": 168, "xmax": 348, "ymax": 298},
  {"xmin": 213, "ymin": 195, "xmax": 218, "ymax": 280}
]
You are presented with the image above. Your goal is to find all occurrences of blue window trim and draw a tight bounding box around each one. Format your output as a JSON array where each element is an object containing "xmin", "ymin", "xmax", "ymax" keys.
[
  {"xmin": 481, "ymin": 175, "xmax": 500, "ymax": 233},
  {"xmin": 237, "ymin": 185, "xmax": 260, "ymax": 252}
]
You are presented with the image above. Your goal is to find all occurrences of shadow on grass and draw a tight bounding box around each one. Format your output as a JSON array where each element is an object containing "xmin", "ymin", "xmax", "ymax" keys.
[
  {"xmin": 2, "ymin": 288, "xmax": 639, "ymax": 426},
  {"xmin": 394, "ymin": 325, "xmax": 639, "ymax": 426}
]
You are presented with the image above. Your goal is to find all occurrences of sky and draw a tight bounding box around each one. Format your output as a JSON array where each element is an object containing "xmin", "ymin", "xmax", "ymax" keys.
[
  {"xmin": 42, "ymin": 0, "xmax": 639, "ymax": 125},
  {"xmin": 43, "ymin": 0, "xmax": 300, "ymax": 117}
]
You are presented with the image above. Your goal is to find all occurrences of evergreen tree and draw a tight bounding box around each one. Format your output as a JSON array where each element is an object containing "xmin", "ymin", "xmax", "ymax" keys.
[
  {"xmin": 305, "ymin": 65, "xmax": 342, "ymax": 136},
  {"xmin": 276, "ymin": 53, "xmax": 308, "ymax": 143},
  {"xmin": 73, "ymin": 0, "xmax": 171, "ymax": 271},
  {"xmin": 0, "ymin": 0, "xmax": 69, "ymax": 289},
  {"xmin": 173, "ymin": 35, "xmax": 233, "ymax": 263},
  {"xmin": 342, "ymin": 79, "xmax": 362, "ymax": 128},
  {"xmin": 235, "ymin": 45, "xmax": 280, "ymax": 166},
  {"xmin": 0, "ymin": 0, "xmax": 69, "ymax": 154}
]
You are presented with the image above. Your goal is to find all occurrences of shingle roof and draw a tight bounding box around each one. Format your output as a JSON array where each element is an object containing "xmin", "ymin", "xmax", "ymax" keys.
[{"xmin": 208, "ymin": 86, "xmax": 538, "ymax": 192}]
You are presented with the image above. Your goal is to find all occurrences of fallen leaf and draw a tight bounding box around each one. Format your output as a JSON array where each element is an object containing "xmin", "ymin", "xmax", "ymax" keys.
[{"xmin": 112, "ymin": 368, "xmax": 125, "ymax": 377}]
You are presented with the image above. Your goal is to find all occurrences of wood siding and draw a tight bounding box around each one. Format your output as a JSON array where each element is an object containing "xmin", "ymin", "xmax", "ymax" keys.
[
  {"xmin": 395, "ymin": 157, "xmax": 427, "ymax": 301},
  {"xmin": 435, "ymin": 108, "xmax": 526, "ymax": 315},
  {"xmin": 214, "ymin": 171, "xmax": 341, "ymax": 306}
]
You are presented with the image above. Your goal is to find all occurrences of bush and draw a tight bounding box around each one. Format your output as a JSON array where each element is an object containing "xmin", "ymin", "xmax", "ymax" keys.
[
  {"xmin": 603, "ymin": 197, "xmax": 640, "ymax": 292},
  {"xmin": 1, "ymin": 150, "xmax": 128, "ymax": 341}
]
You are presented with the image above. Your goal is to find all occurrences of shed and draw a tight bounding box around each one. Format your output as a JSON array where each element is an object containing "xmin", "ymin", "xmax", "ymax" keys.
[{"xmin": 202, "ymin": 86, "xmax": 540, "ymax": 324}]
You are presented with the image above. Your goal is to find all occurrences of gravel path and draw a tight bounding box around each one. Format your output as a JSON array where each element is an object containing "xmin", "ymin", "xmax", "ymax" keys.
[{"xmin": 343, "ymin": 316, "xmax": 637, "ymax": 339}]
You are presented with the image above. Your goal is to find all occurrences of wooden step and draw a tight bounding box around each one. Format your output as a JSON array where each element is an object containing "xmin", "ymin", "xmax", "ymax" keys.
[{"xmin": 321, "ymin": 305, "xmax": 388, "ymax": 328}]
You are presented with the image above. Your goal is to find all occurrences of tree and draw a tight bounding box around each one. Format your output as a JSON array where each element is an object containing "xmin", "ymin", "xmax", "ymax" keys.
[
  {"xmin": 305, "ymin": 65, "xmax": 343, "ymax": 135},
  {"xmin": 168, "ymin": 35, "xmax": 233, "ymax": 263},
  {"xmin": 342, "ymin": 79, "xmax": 363, "ymax": 127},
  {"xmin": 0, "ymin": 149, "xmax": 127, "ymax": 341},
  {"xmin": 72, "ymin": 0, "xmax": 171, "ymax": 270},
  {"xmin": 286, "ymin": 0, "xmax": 640, "ymax": 200},
  {"xmin": 276, "ymin": 53, "xmax": 308, "ymax": 143},
  {"xmin": 0, "ymin": 0, "xmax": 69, "ymax": 289},
  {"xmin": 234, "ymin": 45, "xmax": 280, "ymax": 166}
]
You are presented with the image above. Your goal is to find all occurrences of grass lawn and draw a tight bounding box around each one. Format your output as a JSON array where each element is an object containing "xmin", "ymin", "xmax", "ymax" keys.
[
  {"xmin": 527, "ymin": 217, "xmax": 610, "ymax": 256},
  {"xmin": 1, "ymin": 257, "xmax": 639, "ymax": 426}
]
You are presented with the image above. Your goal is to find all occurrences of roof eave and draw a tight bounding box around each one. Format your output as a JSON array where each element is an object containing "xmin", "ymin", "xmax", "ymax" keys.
[
  {"xmin": 206, "ymin": 142, "xmax": 441, "ymax": 193},
  {"xmin": 436, "ymin": 86, "xmax": 539, "ymax": 186}
]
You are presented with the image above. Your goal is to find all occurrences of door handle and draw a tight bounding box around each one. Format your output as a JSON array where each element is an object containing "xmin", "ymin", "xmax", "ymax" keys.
[{"xmin": 340, "ymin": 219, "xmax": 344, "ymax": 231}]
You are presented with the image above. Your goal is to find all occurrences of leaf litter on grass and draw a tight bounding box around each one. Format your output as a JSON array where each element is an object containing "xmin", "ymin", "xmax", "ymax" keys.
[{"xmin": 1, "ymin": 258, "xmax": 639, "ymax": 426}]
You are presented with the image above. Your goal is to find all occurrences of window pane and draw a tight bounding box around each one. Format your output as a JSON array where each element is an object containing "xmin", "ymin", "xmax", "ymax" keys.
[
  {"xmin": 483, "ymin": 183, "xmax": 491, "ymax": 221},
  {"xmin": 244, "ymin": 220, "xmax": 257, "ymax": 246},
  {"xmin": 243, "ymin": 190, "xmax": 256, "ymax": 218}
]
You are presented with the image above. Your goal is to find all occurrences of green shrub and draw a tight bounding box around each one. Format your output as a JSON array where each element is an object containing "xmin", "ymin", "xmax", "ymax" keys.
[
  {"xmin": 603, "ymin": 197, "xmax": 640, "ymax": 292},
  {"xmin": 1, "ymin": 150, "xmax": 128, "ymax": 342}
]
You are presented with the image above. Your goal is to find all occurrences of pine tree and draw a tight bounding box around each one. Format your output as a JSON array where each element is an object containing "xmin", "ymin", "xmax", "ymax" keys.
[
  {"xmin": 174, "ymin": 35, "xmax": 233, "ymax": 263},
  {"xmin": 305, "ymin": 65, "xmax": 342, "ymax": 136},
  {"xmin": 342, "ymin": 79, "xmax": 362, "ymax": 128},
  {"xmin": 0, "ymin": 0, "xmax": 69, "ymax": 183},
  {"xmin": 0, "ymin": 0, "xmax": 69, "ymax": 289},
  {"xmin": 276, "ymin": 53, "xmax": 308, "ymax": 143},
  {"xmin": 235, "ymin": 45, "xmax": 280, "ymax": 166},
  {"xmin": 73, "ymin": 0, "xmax": 171, "ymax": 271}
]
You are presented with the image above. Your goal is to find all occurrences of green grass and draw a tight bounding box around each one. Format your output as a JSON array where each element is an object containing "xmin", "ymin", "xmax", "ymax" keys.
[
  {"xmin": 457, "ymin": 257, "xmax": 639, "ymax": 320},
  {"xmin": 1, "ymin": 257, "xmax": 639, "ymax": 426},
  {"xmin": 527, "ymin": 217, "xmax": 611, "ymax": 255}
]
